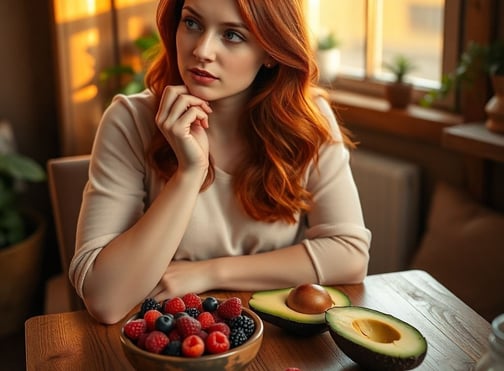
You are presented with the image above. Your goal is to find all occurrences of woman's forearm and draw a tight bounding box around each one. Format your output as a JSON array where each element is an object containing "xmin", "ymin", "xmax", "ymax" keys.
[
  {"xmin": 213, "ymin": 243, "xmax": 317, "ymax": 291},
  {"xmin": 210, "ymin": 241, "xmax": 367, "ymax": 292},
  {"xmin": 82, "ymin": 169, "xmax": 205, "ymax": 324}
]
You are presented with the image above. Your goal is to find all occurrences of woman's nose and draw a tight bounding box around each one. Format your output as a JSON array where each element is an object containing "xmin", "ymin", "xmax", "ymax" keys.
[{"xmin": 193, "ymin": 33, "xmax": 216, "ymax": 62}]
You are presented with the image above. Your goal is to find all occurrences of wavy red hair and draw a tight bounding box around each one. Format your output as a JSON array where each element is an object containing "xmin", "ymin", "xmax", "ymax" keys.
[{"xmin": 145, "ymin": 0, "xmax": 354, "ymax": 223}]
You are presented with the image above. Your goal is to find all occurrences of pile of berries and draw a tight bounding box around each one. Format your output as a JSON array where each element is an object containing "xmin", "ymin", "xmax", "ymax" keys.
[{"xmin": 123, "ymin": 293, "xmax": 256, "ymax": 358}]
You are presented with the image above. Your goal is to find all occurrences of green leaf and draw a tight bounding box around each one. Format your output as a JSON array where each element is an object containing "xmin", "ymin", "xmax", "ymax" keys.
[
  {"xmin": 121, "ymin": 79, "xmax": 145, "ymax": 95},
  {"xmin": 99, "ymin": 65, "xmax": 136, "ymax": 84},
  {"xmin": 0, "ymin": 153, "xmax": 46, "ymax": 182},
  {"xmin": 0, "ymin": 209, "xmax": 25, "ymax": 248},
  {"xmin": 134, "ymin": 33, "xmax": 160, "ymax": 52}
]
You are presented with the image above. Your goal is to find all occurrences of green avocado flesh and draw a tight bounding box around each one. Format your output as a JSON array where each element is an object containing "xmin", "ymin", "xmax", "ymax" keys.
[
  {"xmin": 248, "ymin": 286, "xmax": 350, "ymax": 335},
  {"xmin": 326, "ymin": 306, "xmax": 427, "ymax": 371}
]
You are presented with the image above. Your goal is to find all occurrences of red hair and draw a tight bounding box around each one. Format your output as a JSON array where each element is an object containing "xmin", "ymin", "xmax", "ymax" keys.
[{"xmin": 145, "ymin": 0, "xmax": 354, "ymax": 223}]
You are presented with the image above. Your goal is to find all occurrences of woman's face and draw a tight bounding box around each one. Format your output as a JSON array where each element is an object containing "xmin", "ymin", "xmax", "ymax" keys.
[{"xmin": 176, "ymin": 0, "xmax": 269, "ymax": 103}]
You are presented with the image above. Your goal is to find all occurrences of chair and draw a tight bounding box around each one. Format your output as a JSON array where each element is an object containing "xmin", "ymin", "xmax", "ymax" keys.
[{"xmin": 45, "ymin": 155, "xmax": 90, "ymax": 313}]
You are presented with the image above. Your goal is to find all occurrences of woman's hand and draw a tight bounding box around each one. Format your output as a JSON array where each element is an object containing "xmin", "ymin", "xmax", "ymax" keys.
[
  {"xmin": 155, "ymin": 85, "xmax": 212, "ymax": 174},
  {"xmin": 148, "ymin": 260, "xmax": 215, "ymax": 302}
]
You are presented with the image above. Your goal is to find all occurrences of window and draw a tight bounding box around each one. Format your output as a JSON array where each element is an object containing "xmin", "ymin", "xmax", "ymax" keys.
[{"xmin": 306, "ymin": 0, "xmax": 459, "ymax": 97}]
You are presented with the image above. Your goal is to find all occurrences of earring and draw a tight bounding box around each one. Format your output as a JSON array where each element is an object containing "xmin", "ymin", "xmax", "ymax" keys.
[{"xmin": 265, "ymin": 63, "xmax": 272, "ymax": 68}]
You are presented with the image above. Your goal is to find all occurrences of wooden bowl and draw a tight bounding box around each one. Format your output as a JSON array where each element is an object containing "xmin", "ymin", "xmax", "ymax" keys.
[{"xmin": 120, "ymin": 306, "xmax": 263, "ymax": 371}]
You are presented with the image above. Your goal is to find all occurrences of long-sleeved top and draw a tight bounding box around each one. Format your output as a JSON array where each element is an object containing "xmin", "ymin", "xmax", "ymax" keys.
[{"xmin": 69, "ymin": 89, "xmax": 371, "ymax": 298}]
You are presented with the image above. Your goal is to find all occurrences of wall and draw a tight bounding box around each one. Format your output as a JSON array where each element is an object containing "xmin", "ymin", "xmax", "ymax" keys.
[
  {"xmin": 0, "ymin": 0, "xmax": 502, "ymax": 314},
  {"xmin": 0, "ymin": 0, "xmax": 61, "ymax": 299}
]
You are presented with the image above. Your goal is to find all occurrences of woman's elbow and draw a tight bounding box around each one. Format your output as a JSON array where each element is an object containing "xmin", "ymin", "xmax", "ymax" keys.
[
  {"xmin": 339, "ymin": 253, "xmax": 369, "ymax": 284},
  {"xmin": 319, "ymin": 245, "xmax": 369, "ymax": 286},
  {"xmin": 83, "ymin": 297, "xmax": 131, "ymax": 325}
]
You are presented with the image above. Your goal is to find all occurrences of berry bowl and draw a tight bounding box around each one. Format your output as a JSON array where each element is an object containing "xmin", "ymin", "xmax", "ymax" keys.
[{"xmin": 120, "ymin": 295, "xmax": 264, "ymax": 371}]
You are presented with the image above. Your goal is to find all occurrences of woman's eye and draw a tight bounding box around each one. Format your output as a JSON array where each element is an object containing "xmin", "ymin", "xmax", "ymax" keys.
[
  {"xmin": 223, "ymin": 30, "xmax": 244, "ymax": 43},
  {"xmin": 183, "ymin": 18, "xmax": 200, "ymax": 31}
]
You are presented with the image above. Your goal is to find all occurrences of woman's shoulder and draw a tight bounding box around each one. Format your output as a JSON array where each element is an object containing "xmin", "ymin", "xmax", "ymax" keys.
[
  {"xmin": 108, "ymin": 89, "xmax": 157, "ymax": 114},
  {"xmin": 102, "ymin": 90, "xmax": 157, "ymax": 130},
  {"xmin": 96, "ymin": 89, "xmax": 157, "ymax": 151},
  {"xmin": 308, "ymin": 87, "xmax": 343, "ymax": 140}
]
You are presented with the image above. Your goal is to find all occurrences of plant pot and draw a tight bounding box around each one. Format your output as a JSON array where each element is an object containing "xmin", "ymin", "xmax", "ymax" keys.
[
  {"xmin": 316, "ymin": 48, "xmax": 341, "ymax": 83},
  {"xmin": 385, "ymin": 82, "xmax": 413, "ymax": 109},
  {"xmin": 485, "ymin": 74, "xmax": 504, "ymax": 134},
  {"xmin": 0, "ymin": 210, "xmax": 46, "ymax": 338}
]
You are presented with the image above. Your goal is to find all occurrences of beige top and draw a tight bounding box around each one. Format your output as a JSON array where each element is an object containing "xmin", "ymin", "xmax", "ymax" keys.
[{"xmin": 69, "ymin": 90, "xmax": 371, "ymax": 298}]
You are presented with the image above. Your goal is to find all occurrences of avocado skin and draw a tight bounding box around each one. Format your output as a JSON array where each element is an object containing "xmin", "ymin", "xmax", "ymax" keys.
[
  {"xmin": 329, "ymin": 329, "xmax": 427, "ymax": 371},
  {"xmin": 251, "ymin": 308, "xmax": 329, "ymax": 336},
  {"xmin": 249, "ymin": 286, "xmax": 350, "ymax": 336}
]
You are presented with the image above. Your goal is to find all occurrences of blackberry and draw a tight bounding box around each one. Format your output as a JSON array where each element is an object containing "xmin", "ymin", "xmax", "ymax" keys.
[
  {"xmin": 185, "ymin": 307, "xmax": 200, "ymax": 318},
  {"xmin": 229, "ymin": 328, "xmax": 248, "ymax": 348},
  {"xmin": 228, "ymin": 315, "xmax": 255, "ymax": 337},
  {"xmin": 140, "ymin": 298, "xmax": 161, "ymax": 317},
  {"xmin": 162, "ymin": 340, "xmax": 182, "ymax": 356}
]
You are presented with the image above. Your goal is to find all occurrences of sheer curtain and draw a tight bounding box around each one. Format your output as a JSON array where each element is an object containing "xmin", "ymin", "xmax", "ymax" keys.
[{"xmin": 52, "ymin": 0, "xmax": 156, "ymax": 155}]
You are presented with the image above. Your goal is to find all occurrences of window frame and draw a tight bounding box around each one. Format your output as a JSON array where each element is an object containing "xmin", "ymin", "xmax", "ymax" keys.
[{"xmin": 317, "ymin": 0, "xmax": 461, "ymax": 111}]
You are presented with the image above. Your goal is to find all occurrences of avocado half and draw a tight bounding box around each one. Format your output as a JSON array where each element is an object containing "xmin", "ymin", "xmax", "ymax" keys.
[
  {"xmin": 326, "ymin": 306, "xmax": 427, "ymax": 371},
  {"xmin": 248, "ymin": 286, "xmax": 350, "ymax": 335}
]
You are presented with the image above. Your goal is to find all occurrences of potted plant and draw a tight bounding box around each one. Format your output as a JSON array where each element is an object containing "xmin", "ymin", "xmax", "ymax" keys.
[
  {"xmin": 0, "ymin": 120, "xmax": 46, "ymax": 337},
  {"xmin": 316, "ymin": 32, "xmax": 341, "ymax": 83},
  {"xmin": 420, "ymin": 40, "xmax": 504, "ymax": 133},
  {"xmin": 383, "ymin": 54, "xmax": 417, "ymax": 109},
  {"xmin": 100, "ymin": 32, "xmax": 160, "ymax": 101}
]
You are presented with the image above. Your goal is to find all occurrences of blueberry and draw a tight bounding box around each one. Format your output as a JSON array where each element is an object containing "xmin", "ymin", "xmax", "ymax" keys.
[
  {"xmin": 202, "ymin": 296, "xmax": 219, "ymax": 312},
  {"xmin": 162, "ymin": 340, "xmax": 182, "ymax": 356},
  {"xmin": 155, "ymin": 314, "xmax": 175, "ymax": 333}
]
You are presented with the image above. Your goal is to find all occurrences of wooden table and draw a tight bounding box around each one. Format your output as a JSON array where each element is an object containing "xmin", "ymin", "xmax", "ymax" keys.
[{"xmin": 25, "ymin": 270, "xmax": 491, "ymax": 370}]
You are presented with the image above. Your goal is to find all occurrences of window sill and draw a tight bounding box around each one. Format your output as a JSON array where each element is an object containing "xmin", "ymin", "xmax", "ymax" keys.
[
  {"xmin": 442, "ymin": 123, "xmax": 504, "ymax": 163},
  {"xmin": 326, "ymin": 89, "xmax": 463, "ymax": 145}
]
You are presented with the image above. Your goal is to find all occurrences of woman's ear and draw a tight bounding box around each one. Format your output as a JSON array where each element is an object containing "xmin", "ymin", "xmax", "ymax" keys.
[{"xmin": 263, "ymin": 56, "xmax": 278, "ymax": 68}]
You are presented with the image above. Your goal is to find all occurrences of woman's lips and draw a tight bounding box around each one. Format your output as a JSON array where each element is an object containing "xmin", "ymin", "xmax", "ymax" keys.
[{"xmin": 189, "ymin": 68, "xmax": 218, "ymax": 84}]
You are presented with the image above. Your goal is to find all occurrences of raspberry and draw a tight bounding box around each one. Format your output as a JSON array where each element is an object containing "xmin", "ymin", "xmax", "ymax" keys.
[
  {"xmin": 228, "ymin": 315, "xmax": 255, "ymax": 337},
  {"xmin": 198, "ymin": 330, "xmax": 209, "ymax": 341},
  {"xmin": 205, "ymin": 330, "xmax": 230, "ymax": 354},
  {"xmin": 176, "ymin": 315, "xmax": 202, "ymax": 338},
  {"xmin": 207, "ymin": 322, "xmax": 231, "ymax": 337},
  {"xmin": 145, "ymin": 331, "xmax": 169, "ymax": 354},
  {"xmin": 217, "ymin": 297, "xmax": 242, "ymax": 320},
  {"xmin": 168, "ymin": 328, "xmax": 182, "ymax": 341},
  {"xmin": 144, "ymin": 309, "xmax": 163, "ymax": 331},
  {"xmin": 211, "ymin": 311, "xmax": 224, "ymax": 323},
  {"xmin": 175, "ymin": 312, "xmax": 189, "ymax": 320},
  {"xmin": 137, "ymin": 332, "xmax": 149, "ymax": 349},
  {"xmin": 229, "ymin": 328, "xmax": 248, "ymax": 348},
  {"xmin": 181, "ymin": 334, "xmax": 205, "ymax": 357},
  {"xmin": 140, "ymin": 298, "xmax": 161, "ymax": 317},
  {"xmin": 182, "ymin": 293, "xmax": 203, "ymax": 310},
  {"xmin": 197, "ymin": 311, "xmax": 215, "ymax": 330},
  {"xmin": 123, "ymin": 318, "xmax": 147, "ymax": 341},
  {"xmin": 163, "ymin": 297, "xmax": 186, "ymax": 315}
]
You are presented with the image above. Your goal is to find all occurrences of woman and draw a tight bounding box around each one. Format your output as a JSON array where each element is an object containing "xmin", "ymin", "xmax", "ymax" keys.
[{"xmin": 69, "ymin": 0, "xmax": 371, "ymax": 324}]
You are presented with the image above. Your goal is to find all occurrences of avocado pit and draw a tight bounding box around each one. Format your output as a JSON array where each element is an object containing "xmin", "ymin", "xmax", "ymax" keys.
[
  {"xmin": 353, "ymin": 319, "xmax": 401, "ymax": 343},
  {"xmin": 286, "ymin": 283, "xmax": 333, "ymax": 314}
]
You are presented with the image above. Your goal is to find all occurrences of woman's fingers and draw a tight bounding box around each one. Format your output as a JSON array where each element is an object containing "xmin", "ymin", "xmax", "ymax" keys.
[
  {"xmin": 154, "ymin": 85, "xmax": 212, "ymax": 171},
  {"xmin": 156, "ymin": 85, "xmax": 212, "ymax": 127}
]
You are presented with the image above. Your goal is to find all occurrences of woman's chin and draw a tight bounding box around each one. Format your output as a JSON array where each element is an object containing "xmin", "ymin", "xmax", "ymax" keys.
[{"xmin": 184, "ymin": 84, "xmax": 215, "ymax": 102}]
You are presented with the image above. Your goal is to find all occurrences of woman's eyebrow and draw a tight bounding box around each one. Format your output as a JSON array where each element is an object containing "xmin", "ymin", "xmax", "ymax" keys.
[{"xmin": 181, "ymin": 5, "xmax": 249, "ymax": 30}]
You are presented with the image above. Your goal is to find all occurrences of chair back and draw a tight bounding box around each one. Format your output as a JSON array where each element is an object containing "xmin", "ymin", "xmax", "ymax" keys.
[{"xmin": 47, "ymin": 155, "xmax": 90, "ymax": 310}]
